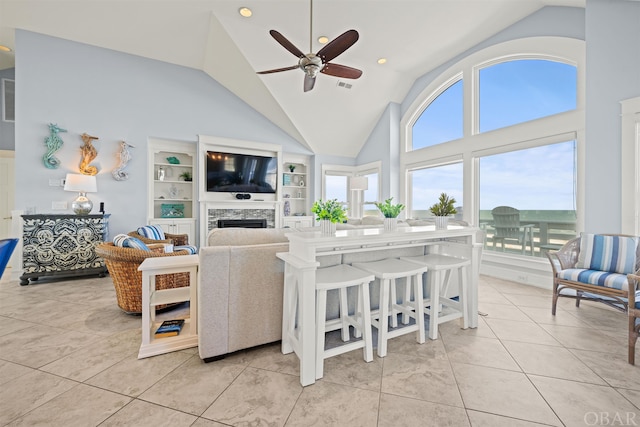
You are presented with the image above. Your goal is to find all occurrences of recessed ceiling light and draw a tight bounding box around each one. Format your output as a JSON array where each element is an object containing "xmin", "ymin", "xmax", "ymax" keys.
[
  {"xmin": 0, "ymin": 45, "xmax": 12, "ymax": 52},
  {"xmin": 318, "ymin": 36, "xmax": 329, "ymax": 44},
  {"xmin": 239, "ymin": 7, "xmax": 252, "ymax": 18},
  {"xmin": 377, "ymin": 58, "xmax": 387, "ymax": 64}
]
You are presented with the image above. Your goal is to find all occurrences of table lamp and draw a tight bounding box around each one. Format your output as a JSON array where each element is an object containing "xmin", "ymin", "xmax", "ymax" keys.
[{"xmin": 64, "ymin": 173, "xmax": 97, "ymax": 215}]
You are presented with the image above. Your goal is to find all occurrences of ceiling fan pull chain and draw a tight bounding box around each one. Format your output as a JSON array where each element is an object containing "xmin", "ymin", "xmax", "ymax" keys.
[{"xmin": 309, "ymin": 0, "xmax": 313, "ymax": 53}]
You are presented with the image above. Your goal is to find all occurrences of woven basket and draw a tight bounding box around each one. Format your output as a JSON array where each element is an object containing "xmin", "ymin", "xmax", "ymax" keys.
[{"xmin": 96, "ymin": 242, "xmax": 191, "ymax": 314}]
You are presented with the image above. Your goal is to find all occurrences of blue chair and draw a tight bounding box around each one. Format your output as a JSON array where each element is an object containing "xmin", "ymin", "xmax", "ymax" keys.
[{"xmin": 0, "ymin": 238, "xmax": 19, "ymax": 279}]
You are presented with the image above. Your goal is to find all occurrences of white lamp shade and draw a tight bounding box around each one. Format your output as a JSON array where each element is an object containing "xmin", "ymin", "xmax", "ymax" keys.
[
  {"xmin": 350, "ymin": 176, "xmax": 368, "ymax": 191},
  {"xmin": 64, "ymin": 173, "xmax": 97, "ymax": 193}
]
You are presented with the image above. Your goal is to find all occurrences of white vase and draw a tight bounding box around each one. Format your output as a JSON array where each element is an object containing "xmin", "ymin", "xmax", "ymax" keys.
[
  {"xmin": 320, "ymin": 220, "xmax": 336, "ymax": 235},
  {"xmin": 435, "ymin": 216, "xmax": 449, "ymax": 229},
  {"xmin": 384, "ymin": 217, "xmax": 398, "ymax": 231}
]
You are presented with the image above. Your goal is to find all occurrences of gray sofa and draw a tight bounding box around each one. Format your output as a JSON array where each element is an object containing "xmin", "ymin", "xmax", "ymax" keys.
[{"xmin": 197, "ymin": 225, "xmax": 428, "ymax": 361}]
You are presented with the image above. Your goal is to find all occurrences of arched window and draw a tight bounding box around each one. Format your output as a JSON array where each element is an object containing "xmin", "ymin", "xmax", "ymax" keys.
[
  {"xmin": 401, "ymin": 38, "xmax": 583, "ymax": 261},
  {"xmin": 478, "ymin": 59, "xmax": 577, "ymax": 132},
  {"xmin": 412, "ymin": 79, "xmax": 463, "ymax": 150}
]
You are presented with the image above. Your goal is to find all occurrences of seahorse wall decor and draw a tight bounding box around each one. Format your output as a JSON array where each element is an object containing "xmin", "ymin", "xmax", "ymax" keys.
[
  {"xmin": 112, "ymin": 140, "xmax": 134, "ymax": 181},
  {"xmin": 79, "ymin": 133, "xmax": 99, "ymax": 176},
  {"xmin": 42, "ymin": 123, "xmax": 67, "ymax": 169}
]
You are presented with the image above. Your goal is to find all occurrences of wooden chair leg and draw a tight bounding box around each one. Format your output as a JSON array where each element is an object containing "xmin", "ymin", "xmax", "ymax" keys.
[
  {"xmin": 576, "ymin": 290, "xmax": 582, "ymax": 308},
  {"xmin": 629, "ymin": 316, "xmax": 639, "ymax": 365},
  {"xmin": 551, "ymin": 281, "xmax": 559, "ymax": 316}
]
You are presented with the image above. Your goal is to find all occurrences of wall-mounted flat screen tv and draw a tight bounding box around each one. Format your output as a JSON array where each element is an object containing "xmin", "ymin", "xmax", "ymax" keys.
[{"xmin": 206, "ymin": 151, "xmax": 277, "ymax": 193}]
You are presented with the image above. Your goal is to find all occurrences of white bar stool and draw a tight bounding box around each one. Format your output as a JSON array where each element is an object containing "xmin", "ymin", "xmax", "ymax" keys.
[
  {"xmin": 401, "ymin": 254, "xmax": 470, "ymax": 340},
  {"xmin": 352, "ymin": 258, "xmax": 428, "ymax": 358},
  {"xmin": 315, "ymin": 264, "xmax": 376, "ymax": 379}
]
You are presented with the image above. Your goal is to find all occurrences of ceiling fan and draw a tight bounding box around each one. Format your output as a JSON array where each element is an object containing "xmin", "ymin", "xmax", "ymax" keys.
[{"xmin": 256, "ymin": 0, "xmax": 362, "ymax": 92}]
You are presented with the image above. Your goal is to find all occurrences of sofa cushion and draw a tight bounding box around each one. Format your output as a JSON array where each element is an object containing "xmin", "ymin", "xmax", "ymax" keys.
[
  {"xmin": 557, "ymin": 268, "xmax": 630, "ymax": 291},
  {"xmin": 360, "ymin": 216, "xmax": 384, "ymax": 226},
  {"xmin": 175, "ymin": 245, "xmax": 198, "ymax": 254},
  {"xmin": 207, "ymin": 227, "xmax": 294, "ymax": 246},
  {"xmin": 576, "ymin": 234, "xmax": 638, "ymax": 274},
  {"xmin": 137, "ymin": 225, "xmax": 166, "ymax": 241}
]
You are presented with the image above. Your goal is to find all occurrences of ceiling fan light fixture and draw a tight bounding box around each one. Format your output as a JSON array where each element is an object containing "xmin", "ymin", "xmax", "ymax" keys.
[
  {"xmin": 238, "ymin": 7, "xmax": 252, "ymax": 18},
  {"xmin": 318, "ymin": 36, "xmax": 329, "ymax": 44},
  {"xmin": 0, "ymin": 45, "xmax": 11, "ymax": 52}
]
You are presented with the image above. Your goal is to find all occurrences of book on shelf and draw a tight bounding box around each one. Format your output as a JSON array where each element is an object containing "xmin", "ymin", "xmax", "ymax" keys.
[{"xmin": 154, "ymin": 319, "xmax": 185, "ymax": 338}]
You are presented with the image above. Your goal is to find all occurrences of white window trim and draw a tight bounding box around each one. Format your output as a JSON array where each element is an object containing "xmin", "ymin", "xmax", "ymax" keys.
[
  {"xmin": 321, "ymin": 161, "xmax": 382, "ymax": 218},
  {"xmin": 399, "ymin": 37, "xmax": 585, "ymax": 287},
  {"xmin": 621, "ymin": 96, "xmax": 640, "ymax": 235}
]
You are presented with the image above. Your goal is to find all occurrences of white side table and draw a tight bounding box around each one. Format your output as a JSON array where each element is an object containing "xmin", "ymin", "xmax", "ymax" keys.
[{"xmin": 137, "ymin": 254, "xmax": 199, "ymax": 359}]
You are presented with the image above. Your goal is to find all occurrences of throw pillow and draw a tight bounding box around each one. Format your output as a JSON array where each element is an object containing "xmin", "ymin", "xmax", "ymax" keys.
[
  {"xmin": 113, "ymin": 233, "xmax": 150, "ymax": 251},
  {"xmin": 137, "ymin": 225, "xmax": 166, "ymax": 241},
  {"xmin": 576, "ymin": 233, "xmax": 638, "ymax": 274}
]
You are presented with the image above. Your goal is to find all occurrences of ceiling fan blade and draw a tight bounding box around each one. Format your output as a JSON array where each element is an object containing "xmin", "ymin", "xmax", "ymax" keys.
[
  {"xmin": 269, "ymin": 30, "xmax": 305, "ymax": 58},
  {"xmin": 316, "ymin": 29, "xmax": 359, "ymax": 63},
  {"xmin": 257, "ymin": 65, "xmax": 299, "ymax": 75},
  {"xmin": 321, "ymin": 63, "xmax": 362, "ymax": 79},
  {"xmin": 304, "ymin": 75, "xmax": 316, "ymax": 92}
]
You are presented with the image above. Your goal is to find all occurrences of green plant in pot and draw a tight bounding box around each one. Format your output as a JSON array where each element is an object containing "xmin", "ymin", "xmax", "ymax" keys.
[
  {"xmin": 179, "ymin": 171, "xmax": 192, "ymax": 182},
  {"xmin": 312, "ymin": 199, "xmax": 347, "ymax": 234},
  {"xmin": 374, "ymin": 197, "xmax": 405, "ymax": 218},
  {"xmin": 429, "ymin": 192, "xmax": 457, "ymax": 229}
]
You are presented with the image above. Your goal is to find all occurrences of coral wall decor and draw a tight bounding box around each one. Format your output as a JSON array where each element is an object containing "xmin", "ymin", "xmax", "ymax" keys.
[
  {"xmin": 42, "ymin": 123, "xmax": 66, "ymax": 169},
  {"xmin": 79, "ymin": 133, "xmax": 99, "ymax": 176},
  {"xmin": 112, "ymin": 140, "xmax": 134, "ymax": 181}
]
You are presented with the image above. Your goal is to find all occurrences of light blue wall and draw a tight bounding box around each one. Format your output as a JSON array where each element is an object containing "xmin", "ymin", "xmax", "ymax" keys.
[
  {"xmin": 14, "ymin": 30, "xmax": 311, "ymax": 235},
  {"xmin": 584, "ymin": 0, "xmax": 640, "ymax": 233},
  {"xmin": 0, "ymin": 67, "xmax": 15, "ymax": 150}
]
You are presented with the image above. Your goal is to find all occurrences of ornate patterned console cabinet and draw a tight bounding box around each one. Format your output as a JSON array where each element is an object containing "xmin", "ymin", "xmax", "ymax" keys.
[{"xmin": 20, "ymin": 214, "xmax": 110, "ymax": 285}]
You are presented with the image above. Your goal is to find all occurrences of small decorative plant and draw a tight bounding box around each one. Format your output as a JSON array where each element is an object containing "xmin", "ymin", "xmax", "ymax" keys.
[
  {"xmin": 179, "ymin": 171, "xmax": 192, "ymax": 182},
  {"xmin": 429, "ymin": 193, "xmax": 457, "ymax": 216},
  {"xmin": 311, "ymin": 199, "xmax": 347, "ymax": 223},
  {"xmin": 288, "ymin": 164, "xmax": 296, "ymax": 172},
  {"xmin": 374, "ymin": 197, "xmax": 405, "ymax": 218}
]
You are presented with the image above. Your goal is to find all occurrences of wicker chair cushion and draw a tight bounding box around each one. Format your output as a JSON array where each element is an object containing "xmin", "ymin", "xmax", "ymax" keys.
[
  {"xmin": 557, "ymin": 268, "xmax": 630, "ymax": 291},
  {"xmin": 137, "ymin": 225, "xmax": 166, "ymax": 241},
  {"xmin": 113, "ymin": 233, "xmax": 150, "ymax": 251},
  {"xmin": 576, "ymin": 234, "xmax": 638, "ymax": 274}
]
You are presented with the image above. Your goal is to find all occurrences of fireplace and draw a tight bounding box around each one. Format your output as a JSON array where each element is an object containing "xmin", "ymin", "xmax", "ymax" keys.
[{"xmin": 217, "ymin": 218, "xmax": 267, "ymax": 229}]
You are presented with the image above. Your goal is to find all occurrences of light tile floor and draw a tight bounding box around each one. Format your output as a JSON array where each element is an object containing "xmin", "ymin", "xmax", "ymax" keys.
[{"xmin": 1, "ymin": 273, "xmax": 639, "ymax": 426}]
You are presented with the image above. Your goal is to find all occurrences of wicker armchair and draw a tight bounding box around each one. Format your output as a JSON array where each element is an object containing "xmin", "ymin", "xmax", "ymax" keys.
[
  {"xmin": 127, "ymin": 230, "xmax": 189, "ymax": 246},
  {"xmin": 96, "ymin": 242, "xmax": 191, "ymax": 314}
]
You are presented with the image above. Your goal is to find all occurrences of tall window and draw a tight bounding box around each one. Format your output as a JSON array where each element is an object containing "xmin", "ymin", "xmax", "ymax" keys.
[
  {"xmin": 409, "ymin": 163, "xmax": 463, "ymax": 218},
  {"xmin": 324, "ymin": 174, "xmax": 348, "ymax": 205},
  {"xmin": 362, "ymin": 172, "xmax": 379, "ymax": 217},
  {"xmin": 479, "ymin": 141, "xmax": 577, "ymax": 253},
  {"xmin": 411, "ymin": 79, "xmax": 463, "ymax": 150}
]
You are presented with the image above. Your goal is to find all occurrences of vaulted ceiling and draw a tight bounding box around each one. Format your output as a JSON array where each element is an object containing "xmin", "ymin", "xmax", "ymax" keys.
[{"xmin": 0, "ymin": 0, "xmax": 584, "ymax": 157}]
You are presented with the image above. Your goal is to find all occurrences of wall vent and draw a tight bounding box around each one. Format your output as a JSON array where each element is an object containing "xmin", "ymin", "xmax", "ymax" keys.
[{"xmin": 337, "ymin": 81, "xmax": 353, "ymax": 89}]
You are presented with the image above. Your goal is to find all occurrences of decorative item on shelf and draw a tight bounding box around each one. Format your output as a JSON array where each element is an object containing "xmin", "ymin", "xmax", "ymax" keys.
[
  {"xmin": 179, "ymin": 171, "xmax": 192, "ymax": 182},
  {"xmin": 161, "ymin": 203, "xmax": 185, "ymax": 218},
  {"xmin": 289, "ymin": 164, "xmax": 296, "ymax": 172},
  {"xmin": 312, "ymin": 199, "xmax": 347, "ymax": 235},
  {"xmin": 157, "ymin": 166, "xmax": 165, "ymax": 181},
  {"xmin": 166, "ymin": 156, "xmax": 180, "ymax": 164},
  {"xmin": 375, "ymin": 197, "xmax": 405, "ymax": 231},
  {"xmin": 112, "ymin": 140, "xmax": 134, "ymax": 181},
  {"xmin": 64, "ymin": 173, "xmax": 98, "ymax": 215},
  {"xmin": 43, "ymin": 123, "xmax": 66, "ymax": 169},
  {"xmin": 299, "ymin": 179, "xmax": 305, "ymax": 187},
  {"xmin": 284, "ymin": 200, "xmax": 291, "ymax": 216},
  {"xmin": 168, "ymin": 185, "xmax": 181, "ymax": 199},
  {"xmin": 283, "ymin": 174, "xmax": 291, "ymax": 186},
  {"xmin": 429, "ymin": 192, "xmax": 457, "ymax": 229},
  {"xmin": 79, "ymin": 133, "xmax": 99, "ymax": 176}
]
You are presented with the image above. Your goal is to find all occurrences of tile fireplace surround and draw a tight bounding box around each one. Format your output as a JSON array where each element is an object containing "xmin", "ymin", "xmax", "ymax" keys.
[{"xmin": 206, "ymin": 208, "xmax": 276, "ymax": 231}]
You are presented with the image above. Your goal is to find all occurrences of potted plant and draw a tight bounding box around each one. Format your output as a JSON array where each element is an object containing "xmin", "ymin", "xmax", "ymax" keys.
[
  {"xmin": 179, "ymin": 171, "xmax": 192, "ymax": 182},
  {"xmin": 288, "ymin": 164, "xmax": 296, "ymax": 173},
  {"xmin": 311, "ymin": 199, "xmax": 347, "ymax": 234},
  {"xmin": 429, "ymin": 192, "xmax": 457, "ymax": 229},
  {"xmin": 374, "ymin": 197, "xmax": 405, "ymax": 231}
]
